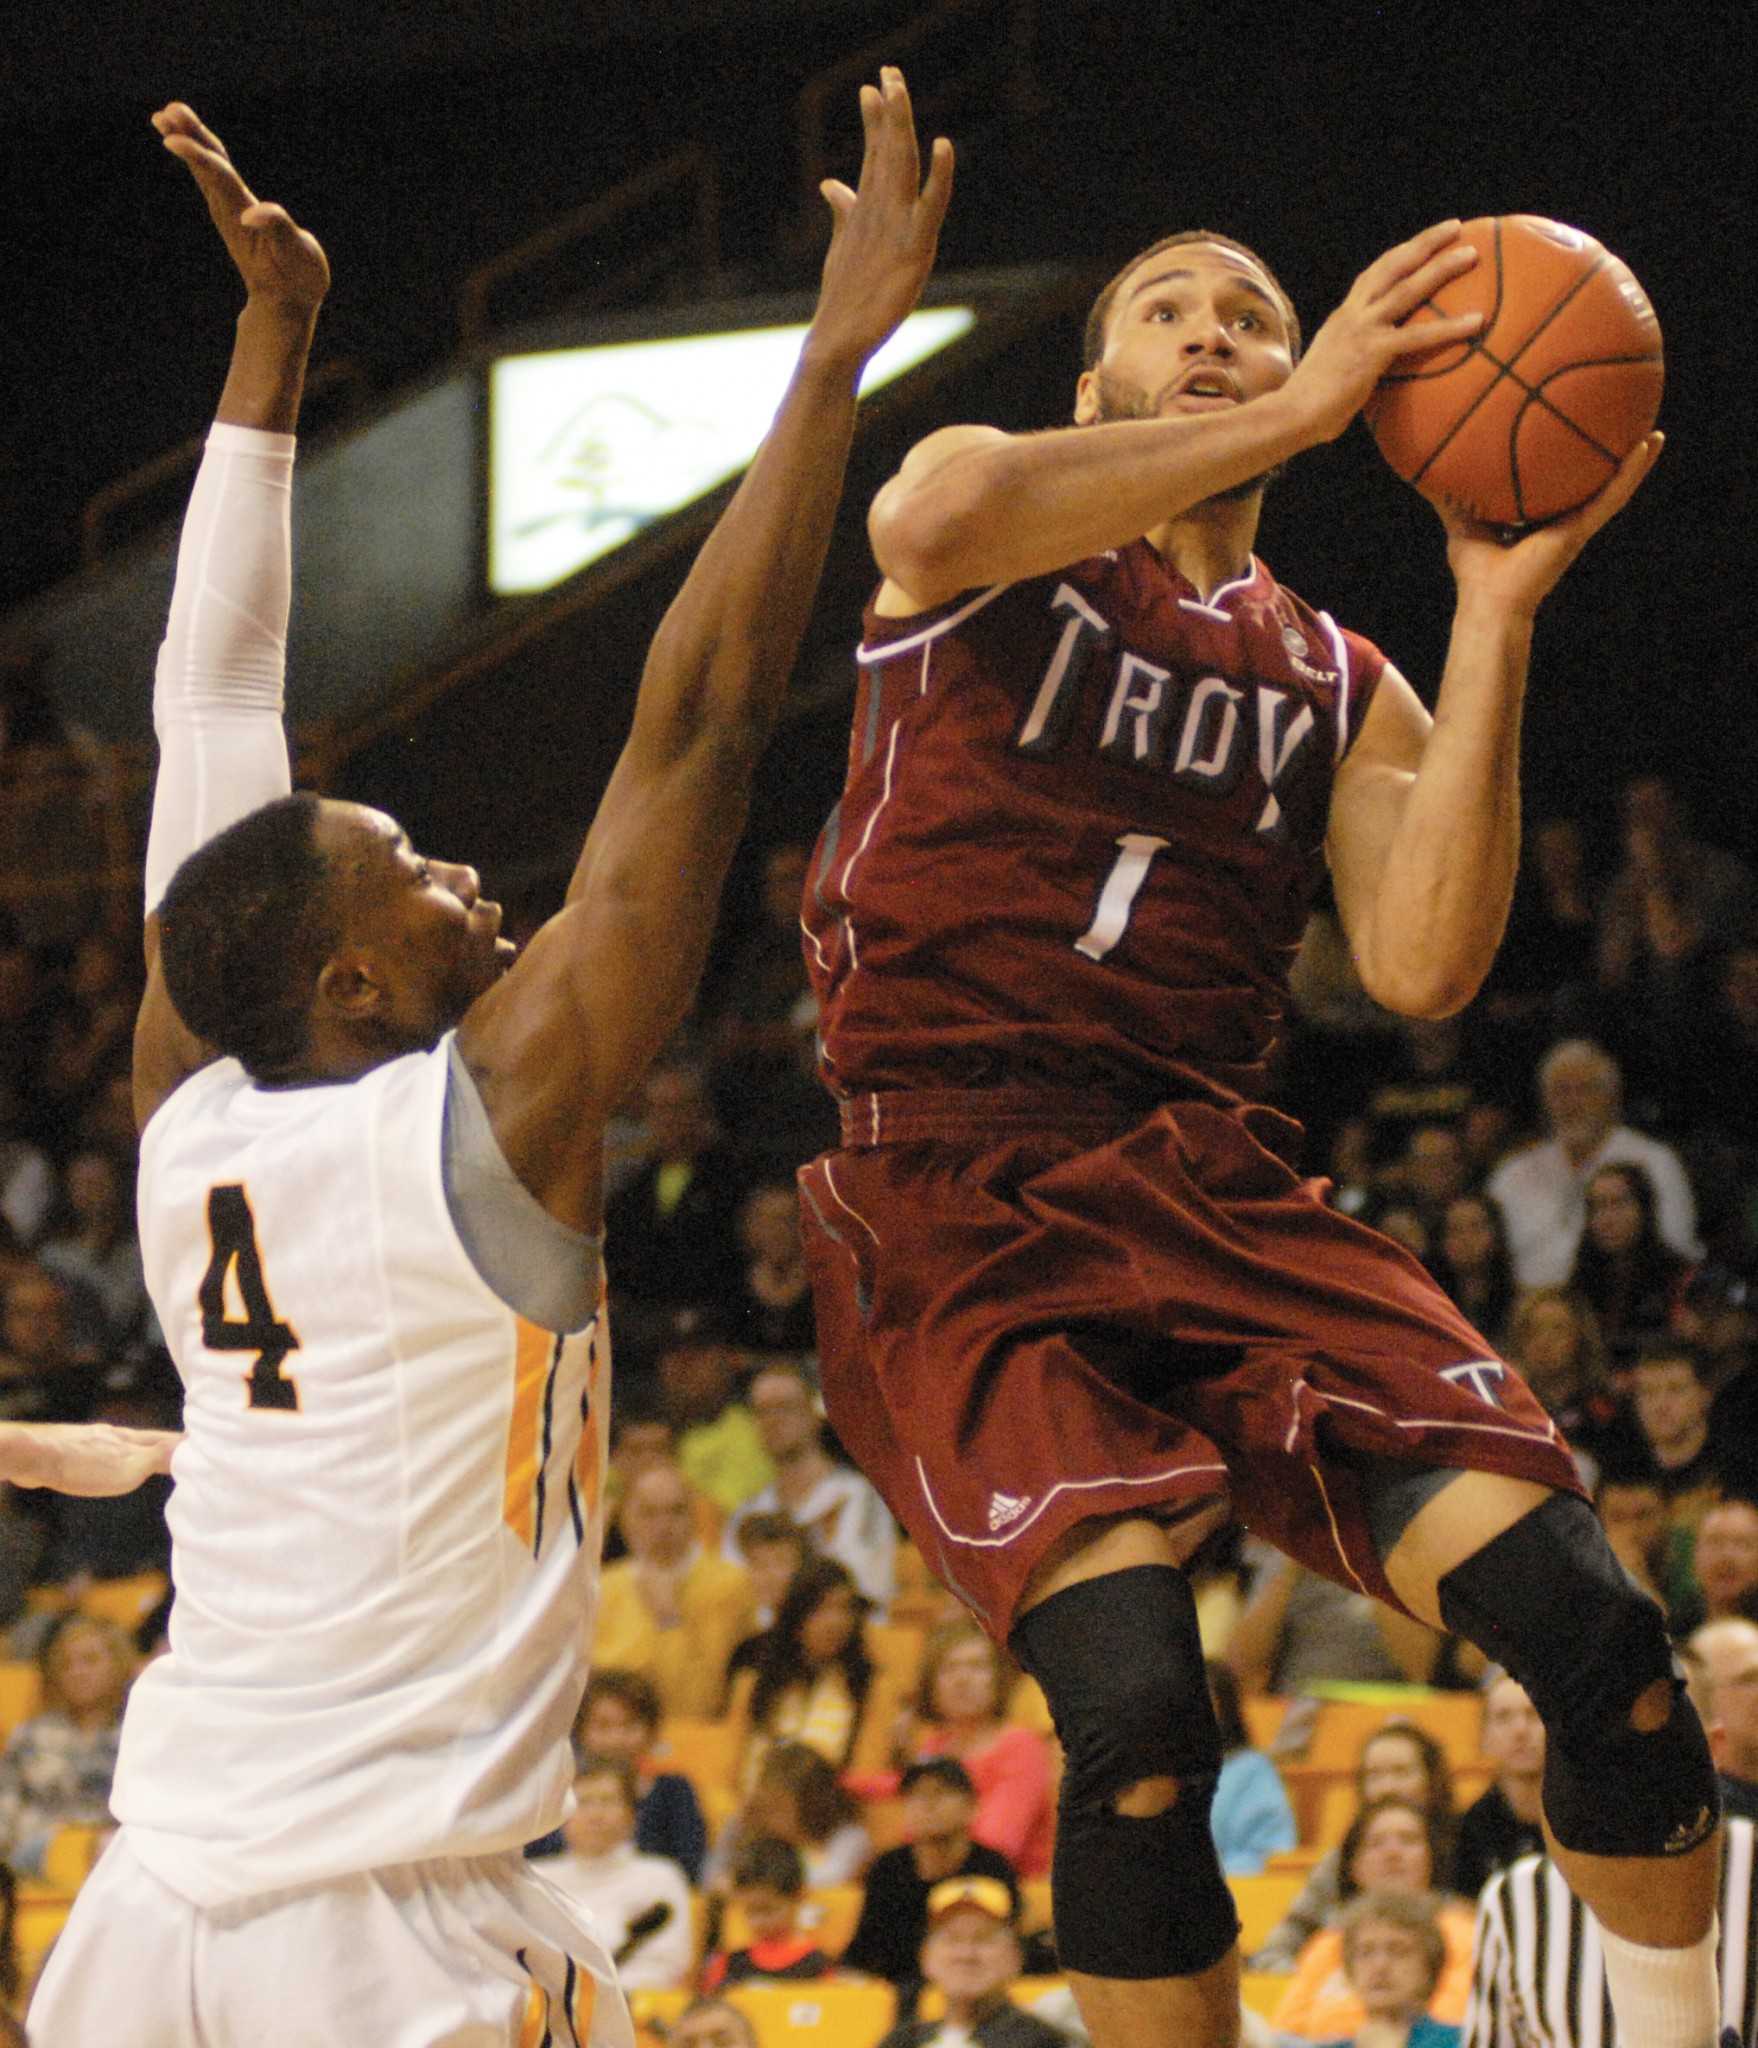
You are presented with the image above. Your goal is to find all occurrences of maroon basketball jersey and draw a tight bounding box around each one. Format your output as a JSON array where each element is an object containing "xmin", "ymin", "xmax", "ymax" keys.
[{"xmin": 803, "ymin": 542, "xmax": 1388, "ymax": 1108}]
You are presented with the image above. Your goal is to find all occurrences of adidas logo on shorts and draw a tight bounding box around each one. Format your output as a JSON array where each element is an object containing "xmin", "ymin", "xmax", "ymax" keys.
[{"xmin": 988, "ymin": 1491, "xmax": 1031, "ymax": 1532}]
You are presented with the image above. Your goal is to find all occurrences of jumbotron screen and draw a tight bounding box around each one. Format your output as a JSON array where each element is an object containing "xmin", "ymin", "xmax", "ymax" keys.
[{"xmin": 488, "ymin": 308, "xmax": 975, "ymax": 597}]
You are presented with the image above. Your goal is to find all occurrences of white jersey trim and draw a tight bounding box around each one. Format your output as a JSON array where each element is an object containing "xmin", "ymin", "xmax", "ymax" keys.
[{"xmin": 855, "ymin": 582, "xmax": 1010, "ymax": 664}]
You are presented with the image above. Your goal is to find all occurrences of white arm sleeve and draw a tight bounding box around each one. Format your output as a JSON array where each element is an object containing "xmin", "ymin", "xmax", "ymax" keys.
[{"xmin": 143, "ymin": 421, "xmax": 297, "ymax": 916}]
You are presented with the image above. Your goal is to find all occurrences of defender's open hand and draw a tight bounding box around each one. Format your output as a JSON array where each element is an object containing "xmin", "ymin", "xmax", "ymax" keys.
[
  {"xmin": 809, "ymin": 67, "xmax": 954, "ymax": 369},
  {"xmin": 2, "ymin": 1422, "xmax": 181, "ymax": 1497},
  {"xmin": 153, "ymin": 102, "xmax": 330, "ymax": 317}
]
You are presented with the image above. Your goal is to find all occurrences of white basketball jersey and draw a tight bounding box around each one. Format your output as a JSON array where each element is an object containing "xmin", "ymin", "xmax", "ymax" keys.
[{"xmin": 118, "ymin": 1035, "xmax": 609, "ymax": 1908}]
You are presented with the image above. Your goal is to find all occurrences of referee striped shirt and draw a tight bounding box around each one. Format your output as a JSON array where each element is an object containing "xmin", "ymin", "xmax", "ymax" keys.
[{"xmin": 1465, "ymin": 1816, "xmax": 1758, "ymax": 2047}]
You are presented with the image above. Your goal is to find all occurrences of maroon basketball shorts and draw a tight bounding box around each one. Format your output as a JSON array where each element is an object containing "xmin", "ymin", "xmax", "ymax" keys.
[{"xmin": 798, "ymin": 1088, "xmax": 1583, "ymax": 1643}]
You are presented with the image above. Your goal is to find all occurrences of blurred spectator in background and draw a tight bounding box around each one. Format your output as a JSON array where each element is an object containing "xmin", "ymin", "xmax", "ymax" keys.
[
  {"xmin": 0, "ymin": 1267, "xmax": 100, "ymax": 1424},
  {"xmin": 1428, "ymin": 1194, "xmax": 1516, "ymax": 1352},
  {"xmin": 0, "ymin": 1087, "xmax": 54, "ymax": 1250},
  {"xmin": 35, "ymin": 1355, "xmax": 177, "ymax": 1588},
  {"xmin": 1253, "ymin": 1722, "xmax": 1458, "ymax": 1974},
  {"xmin": 659, "ymin": 1308, "xmax": 771, "ymax": 1517},
  {"xmin": 0, "ymin": 1611, "xmax": 131, "ymax": 1877},
  {"xmin": 592, "ymin": 1460, "xmax": 755, "ymax": 1720},
  {"xmin": 540, "ymin": 1753, "xmax": 693, "ymax": 1992},
  {"xmin": 1625, "ymin": 1340, "xmax": 1726, "ymax": 1532},
  {"xmin": 702, "ymin": 1833, "xmax": 836, "ymax": 1992},
  {"xmin": 1273, "ymin": 1798, "xmax": 1473, "ymax": 2039},
  {"xmin": 705, "ymin": 1737, "xmax": 871, "ymax": 1894},
  {"xmin": 1326, "ymin": 1118, "xmax": 1376, "ymax": 1219},
  {"xmin": 708, "ymin": 845, "xmax": 814, "ymax": 1094},
  {"xmin": 1400, "ymin": 1124, "xmax": 1471, "ymax": 1227},
  {"xmin": 1597, "ymin": 774, "xmax": 1757, "ymax": 1104},
  {"xmin": 34, "ymin": 934, "xmax": 137, "ymax": 1142},
  {"xmin": 1362, "ymin": 1019, "xmax": 1479, "ymax": 1183},
  {"xmin": 541, "ymin": 1669, "xmax": 707, "ymax": 1883},
  {"xmin": 1502, "ymin": 1288, "xmax": 1627, "ymax": 1484},
  {"xmin": 873, "ymin": 1873, "xmax": 1066, "ymax": 2048},
  {"xmin": 668, "ymin": 2000, "xmax": 758, "ymax": 2048},
  {"xmin": 1320, "ymin": 1890, "xmax": 1463, "ymax": 2048},
  {"xmin": 842, "ymin": 1758, "xmax": 1022, "ymax": 2005},
  {"xmin": 1565, "ymin": 1161, "xmax": 1693, "ymax": 1376},
  {"xmin": 1595, "ymin": 1471, "xmax": 1703, "ymax": 1637},
  {"xmin": 601, "ymin": 1392, "xmax": 688, "ymax": 1563},
  {"xmin": 605, "ymin": 1061, "xmax": 749, "ymax": 1347},
  {"xmin": 728, "ymin": 1557, "xmax": 892, "ymax": 1788},
  {"xmin": 0, "ymin": 653, "xmax": 117, "ymax": 955},
  {"xmin": 731, "ymin": 1510, "xmax": 810, "ymax": 1636},
  {"xmin": 889, "ymin": 1620, "xmax": 1054, "ymax": 1879},
  {"xmin": 37, "ymin": 1146, "xmax": 154, "ymax": 1355},
  {"xmin": 729, "ymin": 1183, "xmax": 818, "ymax": 1360},
  {"xmin": 1689, "ymin": 1617, "xmax": 1758, "ymax": 1821},
  {"xmin": 1487, "ymin": 1040, "xmax": 1699, "ymax": 1289},
  {"xmin": 1450, "ymin": 1675, "xmax": 1545, "ymax": 1900},
  {"xmin": 1206, "ymin": 1657, "xmax": 1296, "ymax": 1878},
  {"xmin": 1479, "ymin": 816, "xmax": 1599, "ymax": 1057},
  {"xmin": 1690, "ymin": 1496, "xmax": 1758, "ymax": 1625},
  {"xmin": 1227, "ymin": 1557, "xmax": 1425, "ymax": 1696},
  {"xmin": 724, "ymin": 1361, "xmax": 894, "ymax": 1612}
]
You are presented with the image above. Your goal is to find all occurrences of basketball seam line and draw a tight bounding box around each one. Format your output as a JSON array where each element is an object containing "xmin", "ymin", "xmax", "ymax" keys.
[{"xmin": 1409, "ymin": 243, "xmax": 1627, "ymax": 510}]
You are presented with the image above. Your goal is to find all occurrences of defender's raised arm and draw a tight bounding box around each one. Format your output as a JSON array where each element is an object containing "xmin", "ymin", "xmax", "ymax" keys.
[
  {"xmin": 133, "ymin": 105, "xmax": 328, "ymax": 1129},
  {"xmin": 454, "ymin": 69, "xmax": 953, "ymax": 1231}
]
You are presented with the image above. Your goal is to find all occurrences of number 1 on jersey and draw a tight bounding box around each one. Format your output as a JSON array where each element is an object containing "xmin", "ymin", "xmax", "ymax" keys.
[
  {"xmin": 1075, "ymin": 832, "xmax": 1170, "ymax": 962},
  {"xmin": 200, "ymin": 1185, "xmax": 302, "ymax": 1411}
]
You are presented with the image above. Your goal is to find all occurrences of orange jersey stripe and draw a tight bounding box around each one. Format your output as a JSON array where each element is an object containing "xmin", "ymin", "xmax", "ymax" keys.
[{"xmin": 503, "ymin": 1316, "xmax": 554, "ymax": 1549}]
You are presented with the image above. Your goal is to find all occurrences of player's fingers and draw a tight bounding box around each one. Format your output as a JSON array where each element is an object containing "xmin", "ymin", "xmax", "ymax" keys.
[
  {"xmin": 1383, "ymin": 309, "xmax": 1484, "ymax": 361},
  {"xmin": 876, "ymin": 66, "xmax": 922, "ymax": 200},
  {"xmin": 852, "ymin": 80, "xmax": 882, "ymax": 191},
  {"xmin": 916, "ymin": 135, "xmax": 955, "ymax": 229},
  {"xmin": 1357, "ymin": 219, "xmax": 1464, "ymax": 299},
  {"xmin": 819, "ymin": 178, "xmax": 856, "ymax": 230},
  {"xmin": 152, "ymin": 102, "xmax": 231, "ymax": 161},
  {"xmin": 1567, "ymin": 430, "xmax": 1664, "ymax": 537},
  {"xmin": 1374, "ymin": 242, "xmax": 1479, "ymax": 322}
]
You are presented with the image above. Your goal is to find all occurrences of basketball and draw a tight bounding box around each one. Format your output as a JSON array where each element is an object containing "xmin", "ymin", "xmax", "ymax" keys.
[{"xmin": 1364, "ymin": 215, "xmax": 1663, "ymax": 526}]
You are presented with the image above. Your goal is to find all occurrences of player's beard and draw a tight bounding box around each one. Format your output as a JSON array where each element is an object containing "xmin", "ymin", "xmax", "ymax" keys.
[{"xmin": 1088, "ymin": 368, "xmax": 1283, "ymax": 502}]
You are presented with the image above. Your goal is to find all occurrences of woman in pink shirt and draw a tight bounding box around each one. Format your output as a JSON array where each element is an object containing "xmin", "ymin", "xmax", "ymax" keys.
[{"xmin": 892, "ymin": 1619, "xmax": 1054, "ymax": 1877}]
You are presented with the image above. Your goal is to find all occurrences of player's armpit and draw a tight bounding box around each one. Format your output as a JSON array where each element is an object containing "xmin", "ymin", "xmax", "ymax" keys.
[{"xmin": 868, "ymin": 423, "xmax": 1013, "ymax": 615}]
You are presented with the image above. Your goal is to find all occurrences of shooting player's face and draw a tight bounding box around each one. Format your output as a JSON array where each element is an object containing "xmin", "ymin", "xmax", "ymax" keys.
[
  {"xmin": 315, "ymin": 803, "xmax": 514, "ymax": 1050},
  {"xmin": 1076, "ymin": 241, "xmax": 1295, "ymax": 428}
]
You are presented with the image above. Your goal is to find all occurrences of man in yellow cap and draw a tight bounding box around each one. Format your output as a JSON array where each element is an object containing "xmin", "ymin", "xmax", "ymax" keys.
[{"xmin": 874, "ymin": 1876, "xmax": 1067, "ymax": 2047}]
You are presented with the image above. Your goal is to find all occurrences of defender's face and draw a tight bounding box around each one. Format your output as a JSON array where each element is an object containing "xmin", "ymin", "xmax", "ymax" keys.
[
  {"xmin": 319, "ymin": 804, "xmax": 514, "ymax": 1045},
  {"xmin": 1076, "ymin": 241, "xmax": 1296, "ymax": 427}
]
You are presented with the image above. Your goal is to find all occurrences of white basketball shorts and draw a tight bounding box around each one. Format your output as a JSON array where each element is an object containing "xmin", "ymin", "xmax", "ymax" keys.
[{"xmin": 28, "ymin": 1830, "xmax": 633, "ymax": 2047}]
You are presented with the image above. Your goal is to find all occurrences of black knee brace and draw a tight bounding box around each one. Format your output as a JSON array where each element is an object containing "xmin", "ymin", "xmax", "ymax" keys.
[
  {"xmin": 1437, "ymin": 1492, "xmax": 1720, "ymax": 1858},
  {"xmin": 1009, "ymin": 1565, "xmax": 1239, "ymax": 1979}
]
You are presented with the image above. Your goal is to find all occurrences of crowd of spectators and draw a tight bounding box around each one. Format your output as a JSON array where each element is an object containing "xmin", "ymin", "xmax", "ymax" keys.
[{"xmin": 6, "ymin": 727, "xmax": 1758, "ymax": 2041}]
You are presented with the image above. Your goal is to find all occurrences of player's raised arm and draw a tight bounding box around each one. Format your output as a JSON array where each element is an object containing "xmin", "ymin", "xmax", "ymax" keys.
[
  {"xmin": 454, "ymin": 69, "xmax": 952, "ymax": 1225},
  {"xmin": 1326, "ymin": 433, "xmax": 1663, "ymax": 1019},
  {"xmin": 133, "ymin": 104, "xmax": 329, "ymax": 1129},
  {"xmin": 870, "ymin": 222, "xmax": 1487, "ymax": 611}
]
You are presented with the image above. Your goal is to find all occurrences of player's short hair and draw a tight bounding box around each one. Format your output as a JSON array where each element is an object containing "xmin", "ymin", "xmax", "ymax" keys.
[
  {"xmin": 156, "ymin": 794, "xmax": 339, "ymax": 1080},
  {"xmin": 1082, "ymin": 229, "xmax": 1303, "ymax": 371},
  {"xmin": 731, "ymin": 1833, "xmax": 805, "ymax": 1897},
  {"xmin": 1338, "ymin": 1888, "xmax": 1448, "ymax": 1996}
]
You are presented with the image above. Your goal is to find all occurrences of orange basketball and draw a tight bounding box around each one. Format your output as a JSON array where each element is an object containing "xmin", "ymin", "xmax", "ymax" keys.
[{"xmin": 1364, "ymin": 215, "xmax": 1663, "ymax": 526}]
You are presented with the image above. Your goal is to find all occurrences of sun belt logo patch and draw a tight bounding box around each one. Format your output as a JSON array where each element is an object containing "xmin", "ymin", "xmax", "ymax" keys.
[
  {"xmin": 988, "ymin": 1490, "xmax": 1031, "ymax": 1532},
  {"xmin": 1439, "ymin": 1359, "xmax": 1508, "ymax": 1407}
]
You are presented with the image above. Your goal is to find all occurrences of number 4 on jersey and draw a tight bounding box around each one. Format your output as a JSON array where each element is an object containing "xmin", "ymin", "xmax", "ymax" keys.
[{"xmin": 199, "ymin": 1185, "xmax": 302, "ymax": 1411}]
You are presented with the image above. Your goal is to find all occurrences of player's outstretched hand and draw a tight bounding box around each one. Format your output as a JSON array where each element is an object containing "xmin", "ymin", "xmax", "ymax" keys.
[
  {"xmin": 1289, "ymin": 221, "xmax": 1486, "ymax": 445},
  {"xmin": 1439, "ymin": 431, "xmax": 1663, "ymax": 615},
  {"xmin": 808, "ymin": 67, "xmax": 953, "ymax": 369},
  {"xmin": 152, "ymin": 101, "xmax": 330, "ymax": 317},
  {"xmin": 1, "ymin": 1422, "xmax": 181, "ymax": 1497}
]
